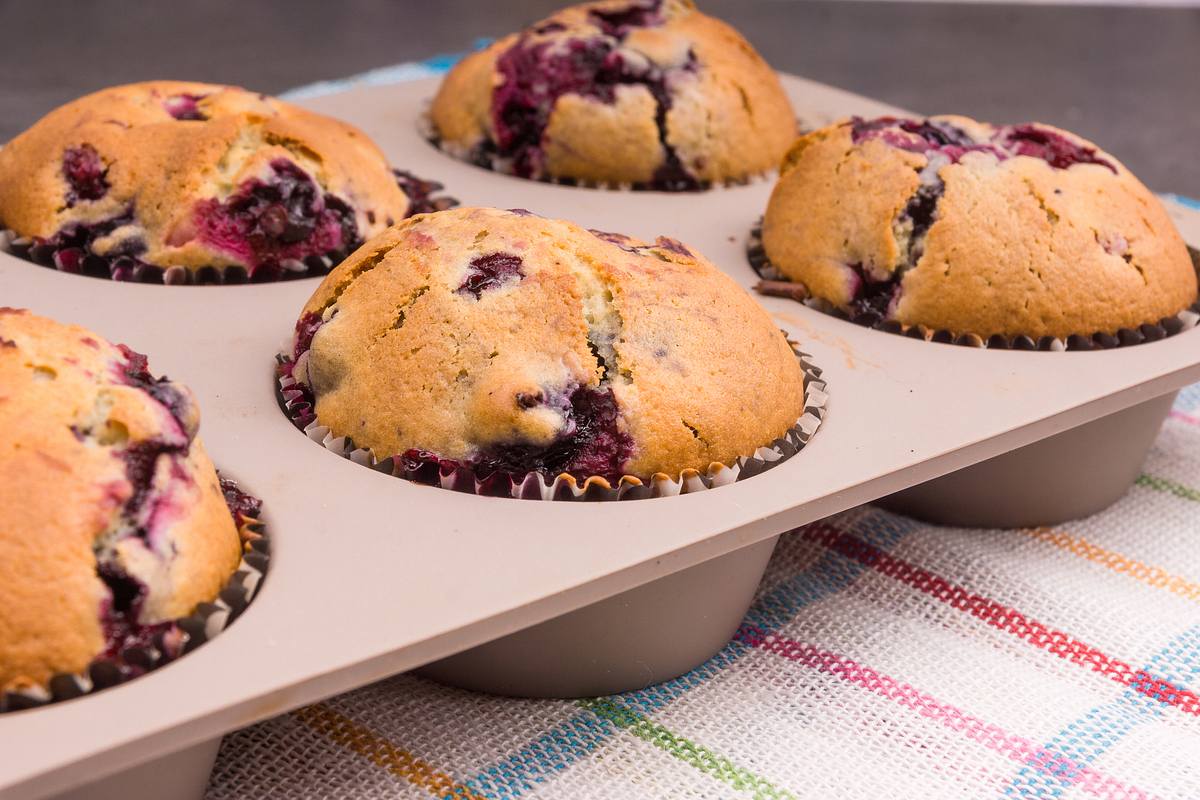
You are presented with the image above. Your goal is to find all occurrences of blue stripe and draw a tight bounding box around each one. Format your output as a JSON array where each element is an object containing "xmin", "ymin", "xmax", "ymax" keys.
[
  {"xmin": 1162, "ymin": 193, "xmax": 1200, "ymax": 212},
  {"xmin": 1177, "ymin": 383, "xmax": 1200, "ymax": 414},
  {"xmin": 1001, "ymin": 624, "xmax": 1200, "ymax": 798},
  {"xmin": 283, "ymin": 41, "xmax": 495, "ymax": 101},
  {"xmin": 459, "ymin": 511, "xmax": 920, "ymax": 798}
]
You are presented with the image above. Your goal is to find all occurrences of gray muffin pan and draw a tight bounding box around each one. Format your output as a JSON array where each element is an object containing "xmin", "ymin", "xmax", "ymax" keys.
[{"xmin": 2, "ymin": 74, "xmax": 1199, "ymax": 800}]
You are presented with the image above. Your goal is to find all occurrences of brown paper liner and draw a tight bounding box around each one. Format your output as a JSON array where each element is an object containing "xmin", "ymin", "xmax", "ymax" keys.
[
  {"xmin": 0, "ymin": 169, "xmax": 458, "ymax": 285},
  {"xmin": 0, "ymin": 477, "xmax": 269, "ymax": 713},
  {"xmin": 276, "ymin": 341, "xmax": 827, "ymax": 501},
  {"xmin": 747, "ymin": 219, "xmax": 1200, "ymax": 351}
]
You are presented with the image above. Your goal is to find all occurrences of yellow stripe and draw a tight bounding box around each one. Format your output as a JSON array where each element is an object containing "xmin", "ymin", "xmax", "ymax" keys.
[
  {"xmin": 1022, "ymin": 527, "xmax": 1200, "ymax": 602},
  {"xmin": 293, "ymin": 703, "xmax": 485, "ymax": 799}
]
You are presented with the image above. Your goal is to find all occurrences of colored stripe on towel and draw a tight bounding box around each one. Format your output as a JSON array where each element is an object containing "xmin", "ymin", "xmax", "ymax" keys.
[
  {"xmin": 579, "ymin": 698, "xmax": 797, "ymax": 799},
  {"xmin": 1136, "ymin": 473, "xmax": 1200, "ymax": 503},
  {"xmin": 1002, "ymin": 624, "xmax": 1200, "ymax": 799},
  {"xmin": 1169, "ymin": 409, "xmax": 1200, "ymax": 426},
  {"xmin": 738, "ymin": 629, "xmax": 1157, "ymax": 800},
  {"xmin": 461, "ymin": 512, "xmax": 921, "ymax": 799},
  {"xmin": 293, "ymin": 704, "xmax": 485, "ymax": 799},
  {"xmin": 802, "ymin": 523, "xmax": 1200, "ymax": 717},
  {"xmin": 1020, "ymin": 527, "xmax": 1200, "ymax": 602}
]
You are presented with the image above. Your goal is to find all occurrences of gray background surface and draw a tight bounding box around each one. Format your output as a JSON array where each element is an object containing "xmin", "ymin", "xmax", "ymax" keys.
[{"xmin": 1, "ymin": 1, "xmax": 1196, "ymax": 195}]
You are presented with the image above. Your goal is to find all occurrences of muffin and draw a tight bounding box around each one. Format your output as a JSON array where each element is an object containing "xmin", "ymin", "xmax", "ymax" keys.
[
  {"xmin": 429, "ymin": 0, "xmax": 796, "ymax": 190},
  {"xmin": 760, "ymin": 115, "xmax": 1199, "ymax": 343},
  {"xmin": 282, "ymin": 207, "xmax": 808, "ymax": 494},
  {"xmin": 0, "ymin": 81, "xmax": 452, "ymax": 284},
  {"xmin": 0, "ymin": 309, "xmax": 243, "ymax": 698}
]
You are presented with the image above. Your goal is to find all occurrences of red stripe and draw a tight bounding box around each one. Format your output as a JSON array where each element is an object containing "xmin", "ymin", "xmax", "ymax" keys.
[{"xmin": 802, "ymin": 522, "xmax": 1200, "ymax": 716}]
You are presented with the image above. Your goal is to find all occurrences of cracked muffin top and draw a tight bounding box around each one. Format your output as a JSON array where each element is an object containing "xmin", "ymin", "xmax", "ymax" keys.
[
  {"xmin": 0, "ymin": 81, "xmax": 415, "ymax": 283},
  {"xmin": 288, "ymin": 206, "xmax": 805, "ymax": 483},
  {"xmin": 761, "ymin": 115, "xmax": 1198, "ymax": 339},
  {"xmin": 0, "ymin": 309, "xmax": 241, "ymax": 693},
  {"xmin": 429, "ymin": 0, "xmax": 796, "ymax": 190}
]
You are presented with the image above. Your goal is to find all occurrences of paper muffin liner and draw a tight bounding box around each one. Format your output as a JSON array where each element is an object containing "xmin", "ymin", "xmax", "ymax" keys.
[
  {"xmin": 0, "ymin": 169, "xmax": 458, "ymax": 285},
  {"xmin": 747, "ymin": 219, "xmax": 1200, "ymax": 351},
  {"xmin": 0, "ymin": 477, "xmax": 269, "ymax": 714},
  {"xmin": 419, "ymin": 110, "xmax": 777, "ymax": 194},
  {"xmin": 276, "ymin": 340, "xmax": 827, "ymax": 501}
]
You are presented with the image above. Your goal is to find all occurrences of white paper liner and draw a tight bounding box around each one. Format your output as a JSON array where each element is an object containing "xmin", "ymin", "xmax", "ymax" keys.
[
  {"xmin": 747, "ymin": 220, "xmax": 1200, "ymax": 351},
  {"xmin": 0, "ymin": 479, "xmax": 270, "ymax": 713},
  {"xmin": 277, "ymin": 341, "xmax": 826, "ymax": 501}
]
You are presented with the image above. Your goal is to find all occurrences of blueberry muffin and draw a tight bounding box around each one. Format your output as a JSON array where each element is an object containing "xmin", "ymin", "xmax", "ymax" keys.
[
  {"xmin": 0, "ymin": 309, "xmax": 241, "ymax": 694},
  {"xmin": 0, "ymin": 81, "xmax": 445, "ymax": 283},
  {"xmin": 286, "ymin": 207, "xmax": 804, "ymax": 486},
  {"xmin": 761, "ymin": 115, "xmax": 1198, "ymax": 340},
  {"xmin": 429, "ymin": 0, "xmax": 796, "ymax": 190}
]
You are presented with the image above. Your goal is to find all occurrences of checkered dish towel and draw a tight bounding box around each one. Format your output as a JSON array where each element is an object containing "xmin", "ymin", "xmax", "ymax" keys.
[{"xmin": 207, "ymin": 382, "xmax": 1200, "ymax": 799}]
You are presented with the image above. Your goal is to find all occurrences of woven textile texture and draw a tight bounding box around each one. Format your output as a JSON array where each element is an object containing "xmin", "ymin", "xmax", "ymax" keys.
[{"xmin": 207, "ymin": 386, "xmax": 1200, "ymax": 800}]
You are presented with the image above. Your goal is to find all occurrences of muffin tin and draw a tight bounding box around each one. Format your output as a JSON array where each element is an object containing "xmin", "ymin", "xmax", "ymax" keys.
[{"xmin": 2, "ymin": 74, "xmax": 1199, "ymax": 800}]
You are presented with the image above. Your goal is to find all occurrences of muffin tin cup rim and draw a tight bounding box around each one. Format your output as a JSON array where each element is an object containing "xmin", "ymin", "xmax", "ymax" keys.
[
  {"xmin": 0, "ymin": 477, "xmax": 270, "ymax": 714},
  {"xmin": 276, "ymin": 340, "xmax": 827, "ymax": 501},
  {"xmin": 746, "ymin": 219, "xmax": 1200, "ymax": 351}
]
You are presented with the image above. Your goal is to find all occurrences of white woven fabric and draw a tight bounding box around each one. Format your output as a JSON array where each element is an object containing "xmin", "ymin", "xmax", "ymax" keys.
[{"xmin": 207, "ymin": 388, "xmax": 1200, "ymax": 800}]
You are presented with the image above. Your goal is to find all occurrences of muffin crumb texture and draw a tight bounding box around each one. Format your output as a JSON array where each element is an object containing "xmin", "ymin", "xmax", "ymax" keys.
[
  {"xmin": 761, "ymin": 115, "xmax": 1198, "ymax": 339},
  {"xmin": 0, "ymin": 310, "xmax": 241, "ymax": 693},
  {"xmin": 429, "ymin": 0, "xmax": 796, "ymax": 189},
  {"xmin": 0, "ymin": 81, "xmax": 439, "ymax": 283},
  {"xmin": 287, "ymin": 207, "xmax": 805, "ymax": 483}
]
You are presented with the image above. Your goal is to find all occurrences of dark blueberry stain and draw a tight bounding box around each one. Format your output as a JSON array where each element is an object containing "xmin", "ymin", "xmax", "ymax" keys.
[
  {"xmin": 846, "ymin": 263, "xmax": 900, "ymax": 326},
  {"xmin": 162, "ymin": 93, "xmax": 208, "ymax": 121},
  {"xmin": 996, "ymin": 124, "xmax": 1117, "ymax": 173},
  {"xmin": 192, "ymin": 159, "xmax": 358, "ymax": 280},
  {"xmin": 400, "ymin": 386, "xmax": 632, "ymax": 482},
  {"xmin": 654, "ymin": 236, "xmax": 692, "ymax": 257},
  {"xmin": 97, "ymin": 562, "xmax": 168, "ymax": 658},
  {"xmin": 220, "ymin": 476, "xmax": 262, "ymax": 524},
  {"xmin": 849, "ymin": 116, "xmax": 1117, "ymax": 173},
  {"xmin": 292, "ymin": 311, "xmax": 325, "ymax": 360},
  {"xmin": 116, "ymin": 344, "xmax": 192, "ymax": 434},
  {"xmin": 456, "ymin": 252, "xmax": 525, "ymax": 298},
  {"xmin": 490, "ymin": 24, "xmax": 701, "ymax": 190},
  {"xmin": 393, "ymin": 169, "xmax": 457, "ymax": 215},
  {"xmin": 588, "ymin": 0, "xmax": 664, "ymax": 38},
  {"xmin": 62, "ymin": 145, "xmax": 110, "ymax": 206},
  {"xmin": 0, "ymin": 337, "xmax": 15, "ymax": 348}
]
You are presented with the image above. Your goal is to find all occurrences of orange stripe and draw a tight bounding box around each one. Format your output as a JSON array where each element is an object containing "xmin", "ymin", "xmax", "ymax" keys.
[
  {"xmin": 1022, "ymin": 527, "xmax": 1200, "ymax": 602},
  {"xmin": 293, "ymin": 703, "xmax": 485, "ymax": 799}
]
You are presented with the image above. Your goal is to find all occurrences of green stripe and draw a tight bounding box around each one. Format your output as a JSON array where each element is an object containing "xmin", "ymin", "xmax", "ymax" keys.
[
  {"xmin": 579, "ymin": 698, "xmax": 796, "ymax": 799},
  {"xmin": 1137, "ymin": 473, "xmax": 1200, "ymax": 503}
]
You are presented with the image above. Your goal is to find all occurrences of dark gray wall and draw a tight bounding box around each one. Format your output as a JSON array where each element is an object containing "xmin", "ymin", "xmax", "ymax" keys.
[{"xmin": 1, "ymin": 1, "xmax": 1196, "ymax": 195}]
